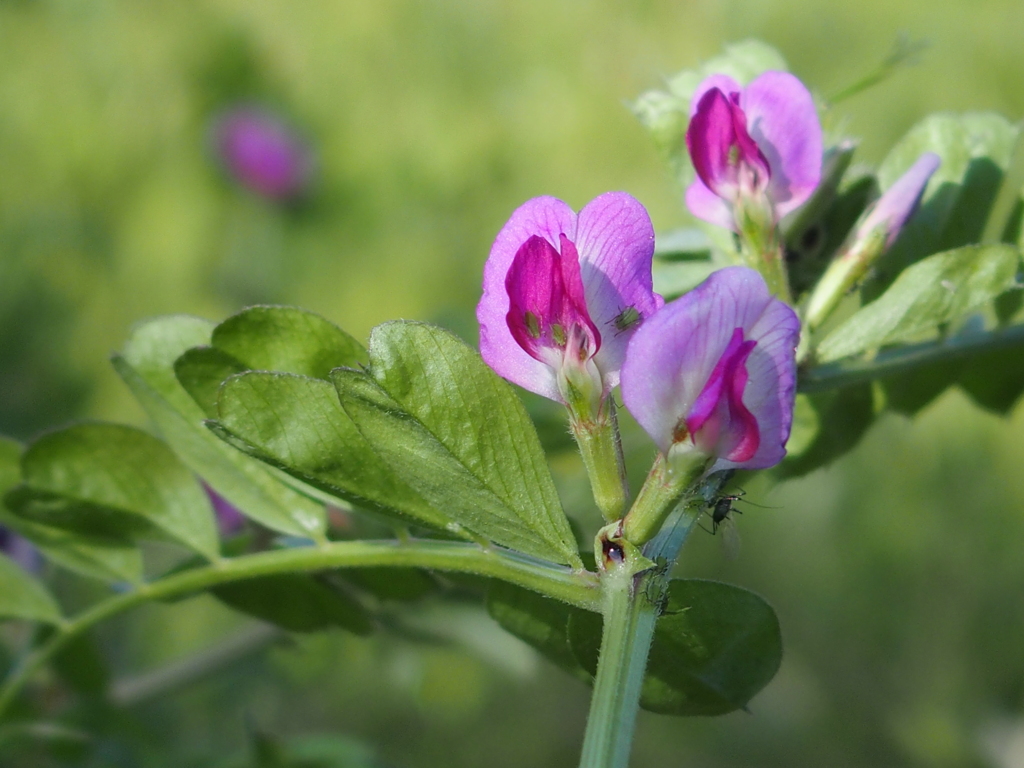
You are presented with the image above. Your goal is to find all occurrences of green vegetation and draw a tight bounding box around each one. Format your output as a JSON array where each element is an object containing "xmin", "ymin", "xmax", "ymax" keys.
[{"xmin": 2, "ymin": 1, "xmax": 1024, "ymax": 766}]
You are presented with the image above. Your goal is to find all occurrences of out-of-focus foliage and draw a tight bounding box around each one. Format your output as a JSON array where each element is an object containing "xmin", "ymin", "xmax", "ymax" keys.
[{"xmin": 3, "ymin": 1, "xmax": 1024, "ymax": 767}]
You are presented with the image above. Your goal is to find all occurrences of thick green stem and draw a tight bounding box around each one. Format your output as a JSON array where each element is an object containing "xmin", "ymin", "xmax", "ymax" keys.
[
  {"xmin": 577, "ymin": 470, "xmax": 728, "ymax": 768},
  {"xmin": 0, "ymin": 539, "xmax": 599, "ymax": 719},
  {"xmin": 578, "ymin": 564, "xmax": 658, "ymax": 768}
]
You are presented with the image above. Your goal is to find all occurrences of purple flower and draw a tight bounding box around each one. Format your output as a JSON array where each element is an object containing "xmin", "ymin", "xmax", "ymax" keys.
[
  {"xmin": 213, "ymin": 107, "xmax": 311, "ymax": 200},
  {"xmin": 857, "ymin": 152, "xmax": 941, "ymax": 249},
  {"xmin": 0, "ymin": 527, "xmax": 42, "ymax": 574},
  {"xmin": 621, "ymin": 266, "xmax": 799, "ymax": 472},
  {"xmin": 203, "ymin": 483, "xmax": 247, "ymax": 537},
  {"xmin": 477, "ymin": 193, "xmax": 662, "ymax": 410},
  {"xmin": 685, "ymin": 72, "xmax": 822, "ymax": 231}
]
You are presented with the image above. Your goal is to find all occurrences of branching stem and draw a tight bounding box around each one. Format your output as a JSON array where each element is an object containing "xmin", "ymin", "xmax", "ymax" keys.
[{"xmin": 0, "ymin": 539, "xmax": 599, "ymax": 719}]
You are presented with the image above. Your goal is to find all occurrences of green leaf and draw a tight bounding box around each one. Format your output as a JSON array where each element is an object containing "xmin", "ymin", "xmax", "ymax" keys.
[
  {"xmin": 48, "ymin": 629, "xmax": 109, "ymax": 695},
  {"xmin": 13, "ymin": 423, "xmax": 219, "ymax": 561},
  {"xmin": 652, "ymin": 260, "xmax": 718, "ymax": 302},
  {"xmin": 341, "ymin": 567, "xmax": 438, "ymax": 602},
  {"xmin": 212, "ymin": 573, "xmax": 373, "ymax": 634},
  {"xmin": 865, "ymin": 112, "xmax": 1020, "ymax": 299},
  {"xmin": 957, "ymin": 332, "xmax": 1024, "ymax": 413},
  {"xmin": 0, "ymin": 510, "xmax": 143, "ymax": 585},
  {"xmin": 212, "ymin": 372, "xmax": 451, "ymax": 532},
  {"xmin": 653, "ymin": 228, "xmax": 713, "ymax": 262},
  {"xmin": 1, "ymin": 438, "xmax": 144, "ymax": 582},
  {"xmin": 778, "ymin": 384, "xmax": 875, "ymax": 478},
  {"xmin": 817, "ymin": 244, "xmax": 1022, "ymax": 363},
  {"xmin": 786, "ymin": 160, "xmax": 877, "ymax": 296},
  {"xmin": 569, "ymin": 579, "xmax": 782, "ymax": 716},
  {"xmin": 333, "ymin": 321, "xmax": 581, "ymax": 567},
  {"xmin": 486, "ymin": 581, "xmax": 594, "ymax": 683},
  {"xmin": 0, "ymin": 552, "xmax": 62, "ymax": 624},
  {"xmin": 211, "ymin": 305, "xmax": 366, "ymax": 378},
  {"xmin": 0, "ymin": 437, "xmax": 20, "ymax": 496},
  {"xmin": 173, "ymin": 346, "xmax": 247, "ymax": 419},
  {"xmin": 115, "ymin": 315, "xmax": 327, "ymax": 539}
]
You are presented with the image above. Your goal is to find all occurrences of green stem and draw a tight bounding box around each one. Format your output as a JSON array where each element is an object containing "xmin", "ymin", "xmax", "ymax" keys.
[
  {"xmin": 572, "ymin": 403, "xmax": 629, "ymax": 522},
  {"xmin": 577, "ymin": 468, "xmax": 730, "ymax": 768},
  {"xmin": 800, "ymin": 322, "xmax": 1024, "ymax": 393},
  {"xmin": 578, "ymin": 565, "xmax": 658, "ymax": 768},
  {"xmin": 0, "ymin": 539, "xmax": 599, "ymax": 719}
]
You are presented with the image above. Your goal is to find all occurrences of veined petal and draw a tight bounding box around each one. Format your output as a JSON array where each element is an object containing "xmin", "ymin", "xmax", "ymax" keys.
[
  {"xmin": 478, "ymin": 197, "xmax": 577, "ymax": 401},
  {"xmin": 620, "ymin": 266, "xmax": 799, "ymax": 470},
  {"xmin": 740, "ymin": 71, "xmax": 822, "ymax": 217},
  {"xmin": 574, "ymin": 192, "xmax": 661, "ymax": 387}
]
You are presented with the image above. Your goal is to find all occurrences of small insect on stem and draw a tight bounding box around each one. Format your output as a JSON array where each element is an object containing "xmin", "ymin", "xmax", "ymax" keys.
[
  {"xmin": 608, "ymin": 305, "xmax": 641, "ymax": 335},
  {"xmin": 700, "ymin": 492, "xmax": 747, "ymax": 560},
  {"xmin": 710, "ymin": 493, "xmax": 743, "ymax": 534},
  {"xmin": 700, "ymin": 490, "xmax": 776, "ymax": 559}
]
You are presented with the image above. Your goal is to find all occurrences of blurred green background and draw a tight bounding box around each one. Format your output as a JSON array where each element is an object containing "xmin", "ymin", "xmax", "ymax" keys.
[{"xmin": 3, "ymin": 0, "xmax": 1024, "ymax": 766}]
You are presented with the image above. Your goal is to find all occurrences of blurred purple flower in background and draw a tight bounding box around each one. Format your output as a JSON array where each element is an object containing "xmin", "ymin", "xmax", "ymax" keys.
[
  {"xmin": 621, "ymin": 266, "xmax": 799, "ymax": 472},
  {"xmin": 685, "ymin": 72, "xmax": 822, "ymax": 231},
  {"xmin": 0, "ymin": 526, "xmax": 42, "ymax": 573},
  {"xmin": 203, "ymin": 484, "xmax": 247, "ymax": 537},
  {"xmin": 212, "ymin": 106, "xmax": 311, "ymax": 201}
]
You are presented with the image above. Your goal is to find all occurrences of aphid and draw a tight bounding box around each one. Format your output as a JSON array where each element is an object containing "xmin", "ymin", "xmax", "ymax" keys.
[
  {"xmin": 709, "ymin": 494, "xmax": 743, "ymax": 560},
  {"xmin": 701, "ymin": 490, "xmax": 777, "ymax": 560},
  {"xmin": 609, "ymin": 305, "xmax": 641, "ymax": 334},
  {"xmin": 710, "ymin": 493, "xmax": 743, "ymax": 534}
]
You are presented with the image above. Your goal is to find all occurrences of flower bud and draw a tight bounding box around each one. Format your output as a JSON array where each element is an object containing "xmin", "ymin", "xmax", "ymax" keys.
[{"xmin": 805, "ymin": 152, "xmax": 940, "ymax": 330}]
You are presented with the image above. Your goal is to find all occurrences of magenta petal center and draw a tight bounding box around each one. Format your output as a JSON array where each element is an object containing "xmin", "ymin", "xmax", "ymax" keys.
[
  {"xmin": 505, "ymin": 234, "xmax": 602, "ymax": 368},
  {"xmin": 687, "ymin": 89, "xmax": 771, "ymax": 202},
  {"xmin": 684, "ymin": 327, "xmax": 760, "ymax": 462}
]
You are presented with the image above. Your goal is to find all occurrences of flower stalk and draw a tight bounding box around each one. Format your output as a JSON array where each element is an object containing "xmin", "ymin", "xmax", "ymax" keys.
[{"xmin": 572, "ymin": 403, "xmax": 630, "ymax": 522}]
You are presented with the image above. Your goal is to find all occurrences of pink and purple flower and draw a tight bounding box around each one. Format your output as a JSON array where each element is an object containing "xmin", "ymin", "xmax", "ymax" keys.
[
  {"xmin": 213, "ymin": 106, "xmax": 311, "ymax": 201},
  {"xmin": 477, "ymin": 193, "xmax": 662, "ymax": 412},
  {"xmin": 685, "ymin": 72, "xmax": 822, "ymax": 232},
  {"xmin": 621, "ymin": 266, "xmax": 799, "ymax": 472}
]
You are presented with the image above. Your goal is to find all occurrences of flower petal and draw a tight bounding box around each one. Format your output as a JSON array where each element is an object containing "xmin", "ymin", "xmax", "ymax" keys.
[
  {"xmin": 720, "ymin": 294, "xmax": 799, "ymax": 470},
  {"xmin": 574, "ymin": 192, "xmax": 661, "ymax": 388},
  {"xmin": 620, "ymin": 266, "xmax": 799, "ymax": 470},
  {"xmin": 740, "ymin": 71, "xmax": 822, "ymax": 217},
  {"xmin": 478, "ymin": 197, "xmax": 577, "ymax": 401},
  {"xmin": 685, "ymin": 177, "xmax": 736, "ymax": 230},
  {"xmin": 688, "ymin": 74, "xmax": 742, "ymax": 116}
]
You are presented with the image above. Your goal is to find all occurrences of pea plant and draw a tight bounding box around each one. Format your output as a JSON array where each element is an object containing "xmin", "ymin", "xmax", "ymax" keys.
[{"xmin": 1, "ymin": 40, "xmax": 1022, "ymax": 768}]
